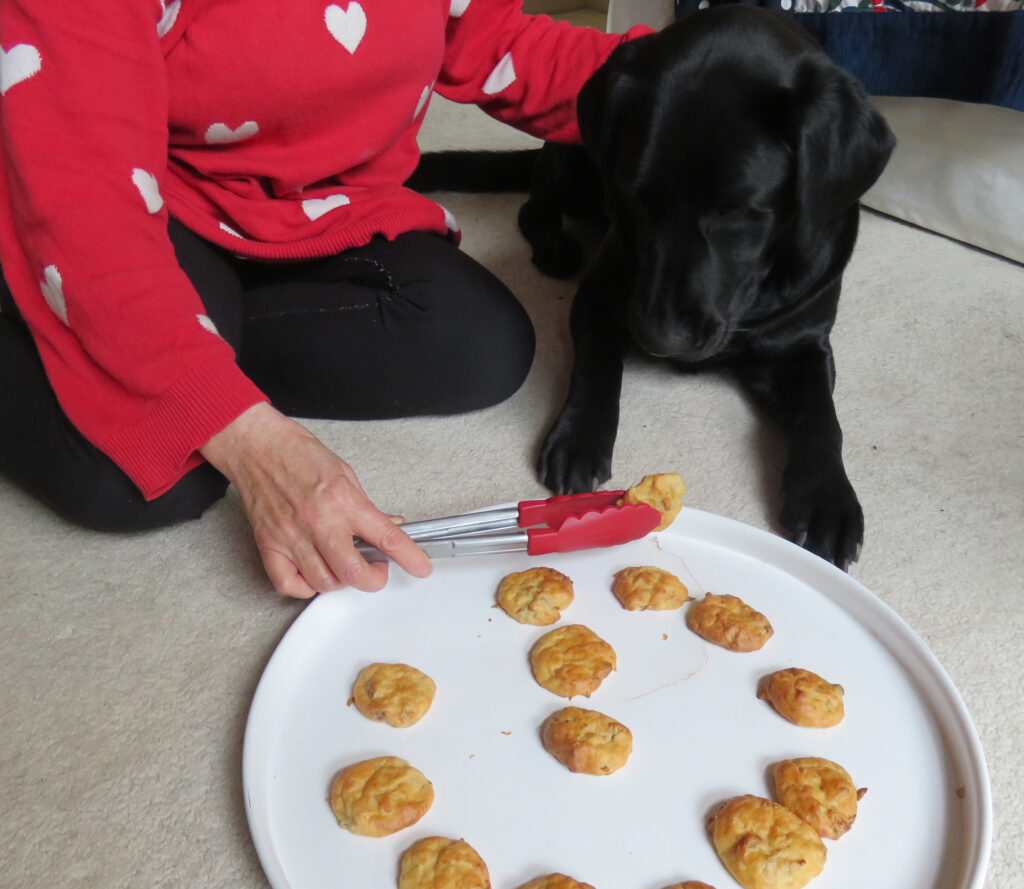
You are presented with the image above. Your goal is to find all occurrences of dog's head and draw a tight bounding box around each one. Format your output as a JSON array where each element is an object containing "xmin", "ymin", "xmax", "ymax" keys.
[{"xmin": 578, "ymin": 5, "xmax": 895, "ymax": 361}]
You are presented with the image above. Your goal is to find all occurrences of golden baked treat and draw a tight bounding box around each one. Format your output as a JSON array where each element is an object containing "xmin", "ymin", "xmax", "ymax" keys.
[
  {"xmin": 618, "ymin": 472, "xmax": 686, "ymax": 531},
  {"xmin": 540, "ymin": 705, "xmax": 633, "ymax": 775},
  {"xmin": 328, "ymin": 755, "xmax": 433, "ymax": 837},
  {"xmin": 529, "ymin": 624, "xmax": 617, "ymax": 698},
  {"xmin": 686, "ymin": 593, "xmax": 773, "ymax": 652},
  {"xmin": 515, "ymin": 876, "xmax": 596, "ymax": 889},
  {"xmin": 352, "ymin": 662, "xmax": 436, "ymax": 727},
  {"xmin": 772, "ymin": 757, "xmax": 865, "ymax": 840},
  {"xmin": 710, "ymin": 795, "xmax": 826, "ymax": 889},
  {"xmin": 758, "ymin": 668, "xmax": 845, "ymax": 727},
  {"xmin": 497, "ymin": 567, "xmax": 574, "ymax": 625},
  {"xmin": 660, "ymin": 883, "xmax": 717, "ymax": 889},
  {"xmin": 398, "ymin": 836, "xmax": 490, "ymax": 889},
  {"xmin": 611, "ymin": 566, "xmax": 690, "ymax": 611}
]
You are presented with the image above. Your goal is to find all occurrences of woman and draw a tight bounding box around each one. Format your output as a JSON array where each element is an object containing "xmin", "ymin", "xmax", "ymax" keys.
[{"xmin": 0, "ymin": 0, "xmax": 647, "ymax": 596}]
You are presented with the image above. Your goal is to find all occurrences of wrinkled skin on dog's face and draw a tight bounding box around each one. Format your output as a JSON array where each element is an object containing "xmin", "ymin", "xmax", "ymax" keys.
[{"xmin": 536, "ymin": 5, "xmax": 895, "ymax": 570}]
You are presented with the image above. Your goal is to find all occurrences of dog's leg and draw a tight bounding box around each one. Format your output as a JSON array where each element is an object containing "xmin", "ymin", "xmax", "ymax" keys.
[
  {"xmin": 735, "ymin": 342, "xmax": 863, "ymax": 570},
  {"xmin": 517, "ymin": 144, "xmax": 585, "ymax": 279},
  {"xmin": 537, "ymin": 247, "xmax": 629, "ymax": 493}
]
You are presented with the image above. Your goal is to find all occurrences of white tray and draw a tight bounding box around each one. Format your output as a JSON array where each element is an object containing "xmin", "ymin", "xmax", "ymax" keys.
[{"xmin": 243, "ymin": 507, "xmax": 992, "ymax": 889}]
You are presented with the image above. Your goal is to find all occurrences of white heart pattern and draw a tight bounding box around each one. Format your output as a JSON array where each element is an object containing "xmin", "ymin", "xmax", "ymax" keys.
[
  {"xmin": 302, "ymin": 193, "xmax": 350, "ymax": 221},
  {"xmin": 40, "ymin": 265, "xmax": 67, "ymax": 325},
  {"xmin": 0, "ymin": 43, "xmax": 42, "ymax": 96},
  {"xmin": 219, "ymin": 222, "xmax": 243, "ymax": 238},
  {"xmin": 324, "ymin": 3, "xmax": 367, "ymax": 54},
  {"xmin": 131, "ymin": 168, "xmax": 164, "ymax": 214},
  {"xmin": 205, "ymin": 121, "xmax": 259, "ymax": 144},
  {"xmin": 156, "ymin": 0, "xmax": 181, "ymax": 38},
  {"xmin": 449, "ymin": 0, "xmax": 471, "ymax": 17},
  {"xmin": 196, "ymin": 314, "xmax": 220, "ymax": 336},
  {"xmin": 441, "ymin": 205, "xmax": 460, "ymax": 233},
  {"xmin": 482, "ymin": 52, "xmax": 516, "ymax": 96},
  {"xmin": 414, "ymin": 83, "xmax": 433, "ymax": 120}
]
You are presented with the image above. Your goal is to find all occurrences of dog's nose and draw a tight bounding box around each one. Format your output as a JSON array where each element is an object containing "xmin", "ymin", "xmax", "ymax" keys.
[{"xmin": 630, "ymin": 307, "xmax": 726, "ymax": 361}]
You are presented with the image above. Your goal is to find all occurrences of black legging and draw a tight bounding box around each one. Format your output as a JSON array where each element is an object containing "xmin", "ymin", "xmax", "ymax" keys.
[{"xmin": 0, "ymin": 219, "xmax": 535, "ymax": 531}]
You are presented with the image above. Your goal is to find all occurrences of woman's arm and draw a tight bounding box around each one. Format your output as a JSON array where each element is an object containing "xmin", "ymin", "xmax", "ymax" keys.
[
  {"xmin": 0, "ymin": 0, "xmax": 262, "ymax": 498},
  {"xmin": 436, "ymin": 0, "xmax": 654, "ymax": 144}
]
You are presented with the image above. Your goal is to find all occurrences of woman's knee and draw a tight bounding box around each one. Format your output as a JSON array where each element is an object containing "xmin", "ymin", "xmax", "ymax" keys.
[
  {"xmin": 393, "ymin": 233, "xmax": 536, "ymax": 409},
  {"xmin": 48, "ymin": 461, "xmax": 230, "ymax": 533}
]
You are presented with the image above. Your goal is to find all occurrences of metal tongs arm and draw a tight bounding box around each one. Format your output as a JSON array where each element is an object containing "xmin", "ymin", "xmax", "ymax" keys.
[{"xmin": 355, "ymin": 490, "xmax": 660, "ymax": 563}]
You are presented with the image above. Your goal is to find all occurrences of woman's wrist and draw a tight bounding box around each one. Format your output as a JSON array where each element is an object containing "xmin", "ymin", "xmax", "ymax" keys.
[{"xmin": 199, "ymin": 401, "xmax": 281, "ymax": 476}]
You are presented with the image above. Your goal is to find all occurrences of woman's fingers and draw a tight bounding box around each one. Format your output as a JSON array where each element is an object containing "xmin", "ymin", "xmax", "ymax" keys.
[
  {"xmin": 262, "ymin": 549, "xmax": 319, "ymax": 599},
  {"xmin": 347, "ymin": 511, "xmax": 433, "ymax": 582}
]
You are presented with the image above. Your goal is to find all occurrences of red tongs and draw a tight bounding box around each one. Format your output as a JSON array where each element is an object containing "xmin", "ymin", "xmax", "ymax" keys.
[{"xmin": 356, "ymin": 491, "xmax": 661, "ymax": 562}]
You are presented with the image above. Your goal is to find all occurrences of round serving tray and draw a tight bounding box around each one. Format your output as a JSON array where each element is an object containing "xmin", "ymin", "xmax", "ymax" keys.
[{"xmin": 243, "ymin": 507, "xmax": 991, "ymax": 889}]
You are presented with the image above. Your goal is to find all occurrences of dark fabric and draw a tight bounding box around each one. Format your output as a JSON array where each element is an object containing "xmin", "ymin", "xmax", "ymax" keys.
[
  {"xmin": 674, "ymin": 1, "xmax": 1024, "ymax": 111},
  {"xmin": 0, "ymin": 222, "xmax": 535, "ymax": 531},
  {"xmin": 235, "ymin": 231, "xmax": 535, "ymax": 419}
]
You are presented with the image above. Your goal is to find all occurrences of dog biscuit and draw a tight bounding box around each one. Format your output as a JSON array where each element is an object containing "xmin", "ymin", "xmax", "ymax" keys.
[
  {"xmin": 541, "ymin": 705, "xmax": 633, "ymax": 775},
  {"xmin": 660, "ymin": 883, "xmax": 718, "ymax": 889},
  {"xmin": 612, "ymin": 565, "xmax": 690, "ymax": 611},
  {"xmin": 772, "ymin": 757, "xmax": 865, "ymax": 840},
  {"xmin": 758, "ymin": 668, "xmax": 845, "ymax": 727},
  {"xmin": 515, "ymin": 876, "xmax": 596, "ymax": 889},
  {"xmin": 686, "ymin": 593, "xmax": 773, "ymax": 651},
  {"xmin": 618, "ymin": 472, "xmax": 686, "ymax": 531},
  {"xmin": 530, "ymin": 624, "xmax": 617, "ymax": 698},
  {"xmin": 352, "ymin": 662, "xmax": 436, "ymax": 727},
  {"xmin": 329, "ymin": 755, "xmax": 433, "ymax": 837},
  {"xmin": 398, "ymin": 836, "xmax": 490, "ymax": 889},
  {"xmin": 497, "ymin": 567, "xmax": 574, "ymax": 625},
  {"xmin": 710, "ymin": 795, "xmax": 826, "ymax": 889}
]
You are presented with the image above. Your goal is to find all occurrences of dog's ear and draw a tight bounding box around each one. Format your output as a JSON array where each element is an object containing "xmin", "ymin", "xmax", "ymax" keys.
[
  {"xmin": 789, "ymin": 59, "xmax": 896, "ymax": 252},
  {"xmin": 577, "ymin": 43, "xmax": 649, "ymax": 182}
]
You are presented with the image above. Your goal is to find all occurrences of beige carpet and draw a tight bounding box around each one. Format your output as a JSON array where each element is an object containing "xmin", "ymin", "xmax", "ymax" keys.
[{"xmin": 1, "ymin": 93, "xmax": 1021, "ymax": 888}]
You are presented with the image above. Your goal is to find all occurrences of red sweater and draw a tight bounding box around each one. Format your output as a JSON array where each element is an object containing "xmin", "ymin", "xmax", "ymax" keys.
[{"xmin": 0, "ymin": 0, "xmax": 647, "ymax": 499}]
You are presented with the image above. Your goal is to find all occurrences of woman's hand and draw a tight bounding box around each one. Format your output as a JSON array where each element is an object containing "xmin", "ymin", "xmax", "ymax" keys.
[{"xmin": 199, "ymin": 402, "xmax": 432, "ymax": 597}]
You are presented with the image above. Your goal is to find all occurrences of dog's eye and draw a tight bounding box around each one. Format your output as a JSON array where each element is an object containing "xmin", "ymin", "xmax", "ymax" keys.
[
  {"xmin": 701, "ymin": 209, "xmax": 770, "ymax": 239},
  {"xmin": 699, "ymin": 209, "xmax": 775, "ymax": 259}
]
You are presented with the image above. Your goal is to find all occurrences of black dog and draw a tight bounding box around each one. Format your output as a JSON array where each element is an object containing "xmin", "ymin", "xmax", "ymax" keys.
[{"xmin": 409, "ymin": 5, "xmax": 894, "ymax": 569}]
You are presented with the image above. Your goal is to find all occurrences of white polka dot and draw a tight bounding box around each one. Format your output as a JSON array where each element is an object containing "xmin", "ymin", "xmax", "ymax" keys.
[
  {"xmin": 482, "ymin": 53, "xmax": 515, "ymax": 96},
  {"xmin": 205, "ymin": 121, "xmax": 259, "ymax": 144},
  {"xmin": 449, "ymin": 0, "xmax": 470, "ymax": 17},
  {"xmin": 0, "ymin": 43, "xmax": 42, "ymax": 95},
  {"xmin": 197, "ymin": 314, "xmax": 220, "ymax": 336},
  {"xmin": 697, "ymin": 0, "xmax": 710, "ymax": 8},
  {"xmin": 219, "ymin": 222, "xmax": 244, "ymax": 238},
  {"xmin": 157, "ymin": 0, "xmax": 180, "ymax": 38},
  {"xmin": 441, "ymin": 205, "xmax": 460, "ymax": 233},
  {"xmin": 780, "ymin": 0, "xmax": 793, "ymax": 9},
  {"xmin": 40, "ymin": 264, "xmax": 67, "ymax": 325},
  {"xmin": 301, "ymin": 193, "xmax": 350, "ymax": 221},
  {"xmin": 131, "ymin": 168, "xmax": 164, "ymax": 214}
]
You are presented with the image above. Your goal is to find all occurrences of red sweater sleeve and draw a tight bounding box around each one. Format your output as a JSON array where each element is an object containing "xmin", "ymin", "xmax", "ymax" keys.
[
  {"xmin": 437, "ymin": 0, "xmax": 653, "ymax": 143},
  {"xmin": 0, "ymin": 0, "xmax": 267, "ymax": 499}
]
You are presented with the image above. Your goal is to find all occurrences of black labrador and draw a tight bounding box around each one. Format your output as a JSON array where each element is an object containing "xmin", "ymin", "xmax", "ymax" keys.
[{"xmin": 409, "ymin": 5, "xmax": 895, "ymax": 569}]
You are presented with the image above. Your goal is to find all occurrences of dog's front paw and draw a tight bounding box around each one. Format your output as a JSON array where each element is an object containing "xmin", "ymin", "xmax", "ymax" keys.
[
  {"xmin": 530, "ymin": 234, "xmax": 584, "ymax": 279},
  {"xmin": 780, "ymin": 464, "xmax": 864, "ymax": 572},
  {"xmin": 536, "ymin": 414, "xmax": 614, "ymax": 495}
]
